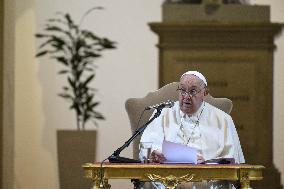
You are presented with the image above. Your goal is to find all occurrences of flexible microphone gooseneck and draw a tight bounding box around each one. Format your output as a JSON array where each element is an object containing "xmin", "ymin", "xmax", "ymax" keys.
[{"xmin": 107, "ymin": 100, "xmax": 174, "ymax": 163}]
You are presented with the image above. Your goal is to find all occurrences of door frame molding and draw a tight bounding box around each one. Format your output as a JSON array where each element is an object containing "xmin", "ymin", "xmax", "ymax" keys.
[
  {"xmin": 1, "ymin": 0, "xmax": 15, "ymax": 188},
  {"xmin": 0, "ymin": 0, "xmax": 4, "ymax": 185}
]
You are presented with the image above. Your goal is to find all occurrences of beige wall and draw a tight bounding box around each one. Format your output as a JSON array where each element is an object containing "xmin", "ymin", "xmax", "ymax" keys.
[
  {"xmin": 5, "ymin": 0, "xmax": 284, "ymax": 188},
  {"xmin": 13, "ymin": 0, "xmax": 162, "ymax": 188}
]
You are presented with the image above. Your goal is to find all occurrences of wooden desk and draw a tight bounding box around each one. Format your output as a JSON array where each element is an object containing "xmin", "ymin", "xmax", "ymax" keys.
[{"xmin": 83, "ymin": 163, "xmax": 264, "ymax": 189}]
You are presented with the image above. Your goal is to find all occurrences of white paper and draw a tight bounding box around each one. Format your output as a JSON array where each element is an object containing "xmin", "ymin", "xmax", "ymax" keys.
[{"xmin": 162, "ymin": 140, "xmax": 197, "ymax": 164}]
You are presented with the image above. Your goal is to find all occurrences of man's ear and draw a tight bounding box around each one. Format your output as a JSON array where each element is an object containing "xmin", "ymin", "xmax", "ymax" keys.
[{"xmin": 203, "ymin": 88, "xmax": 209, "ymax": 96}]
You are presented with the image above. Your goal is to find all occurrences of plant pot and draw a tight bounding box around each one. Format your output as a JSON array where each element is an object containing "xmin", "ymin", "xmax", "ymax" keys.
[{"xmin": 57, "ymin": 130, "xmax": 96, "ymax": 189}]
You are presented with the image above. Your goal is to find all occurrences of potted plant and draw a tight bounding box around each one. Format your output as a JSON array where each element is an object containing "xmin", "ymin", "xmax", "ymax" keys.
[{"xmin": 35, "ymin": 7, "xmax": 116, "ymax": 189}]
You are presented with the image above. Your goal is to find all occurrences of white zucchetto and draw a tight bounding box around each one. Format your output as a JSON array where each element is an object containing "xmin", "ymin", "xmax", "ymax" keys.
[{"xmin": 181, "ymin": 71, "xmax": 207, "ymax": 86}]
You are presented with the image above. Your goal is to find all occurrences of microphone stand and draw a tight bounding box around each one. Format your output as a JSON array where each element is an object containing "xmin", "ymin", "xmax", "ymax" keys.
[{"xmin": 108, "ymin": 108, "xmax": 163, "ymax": 163}]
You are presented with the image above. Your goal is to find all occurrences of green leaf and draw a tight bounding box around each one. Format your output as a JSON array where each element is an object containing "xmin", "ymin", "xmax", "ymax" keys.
[
  {"xmin": 38, "ymin": 38, "xmax": 56, "ymax": 49},
  {"xmin": 54, "ymin": 56, "xmax": 69, "ymax": 66},
  {"xmin": 65, "ymin": 13, "xmax": 74, "ymax": 26},
  {"xmin": 75, "ymin": 38, "xmax": 86, "ymax": 51},
  {"xmin": 46, "ymin": 18, "xmax": 66, "ymax": 25},
  {"xmin": 82, "ymin": 74, "xmax": 94, "ymax": 87},
  {"xmin": 58, "ymin": 93, "xmax": 73, "ymax": 99},
  {"xmin": 58, "ymin": 70, "xmax": 69, "ymax": 74},
  {"xmin": 85, "ymin": 67, "xmax": 94, "ymax": 72},
  {"xmin": 36, "ymin": 50, "xmax": 49, "ymax": 57},
  {"xmin": 91, "ymin": 120, "xmax": 99, "ymax": 127},
  {"xmin": 71, "ymin": 53, "xmax": 83, "ymax": 65},
  {"xmin": 79, "ymin": 6, "xmax": 104, "ymax": 26},
  {"xmin": 81, "ymin": 30, "xmax": 100, "ymax": 40},
  {"xmin": 83, "ymin": 51, "xmax": 101, "ymax": 58},
  {"xmin": 83, "ymin": 114, "xmax": 90, "ymax": 122},
  {"xmin": 45, "ymin": 26, "xmax": 64, "ymax": 32},
  {"xmin": 35, "ymin": 34, "xmax": 50, "ymax": 38},
  {"xmin": 67, "ymin": 77, "xmax": 76, "ymax": 88},
  {"xmin": 51, "ymin": 43, "xmax": 64, "ymax": 50},
  {"xmin": 72, "ymin": 103, "xmax": 82, "ymax": 115},
  {"xmin": 65, "ymin": 13, "xmax": 79, "ymax": 33},
  {"xmin": 90, "ymin": 102, "xmax": 100, "ymax": 108},
  {"xmin": 62, "ymin": 86, "xmax": 69, "ymax": 91},
  {"xmin": 92, "ymin": 111, "xmax": 105, "ymax": 120},
  {"xmin": 100, "ymin": 38, "xmax": 116, "ymax": 49},
  {"xmin": 85, "ymin": 94, "xmax": 94, "ymax": 103},
  {"xmin": 75, "ymin": 70, "xmax": 83, "ymax": 80}
]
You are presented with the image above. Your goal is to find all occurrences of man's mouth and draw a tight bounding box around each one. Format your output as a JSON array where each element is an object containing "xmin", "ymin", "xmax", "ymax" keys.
[{"xmin": 183, "ymin": 101, "xmax": 192, "ymax": 106}]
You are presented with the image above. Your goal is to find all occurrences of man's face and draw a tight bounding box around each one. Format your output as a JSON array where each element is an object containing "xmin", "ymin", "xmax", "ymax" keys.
[{"xmin": 178, "ymin": 75, "xmax": 206, "ymax": 115}]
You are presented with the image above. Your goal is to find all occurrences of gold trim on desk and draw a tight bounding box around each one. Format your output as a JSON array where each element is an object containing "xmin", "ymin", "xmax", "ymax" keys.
[{"xmin": 83, "ymin": 163, "xmax": 264, "ymax": 189}]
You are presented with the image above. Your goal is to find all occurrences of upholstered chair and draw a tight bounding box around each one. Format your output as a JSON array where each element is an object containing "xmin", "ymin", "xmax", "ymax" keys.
[{"xmin": 125, "ymin": 82, "xmax": 233, "ymax": 161}]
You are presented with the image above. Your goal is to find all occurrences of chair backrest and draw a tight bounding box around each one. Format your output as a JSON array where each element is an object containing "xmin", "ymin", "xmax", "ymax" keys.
[{"xmin": 125, "ymin": 82, "xmax": 233, "ymax": 160}]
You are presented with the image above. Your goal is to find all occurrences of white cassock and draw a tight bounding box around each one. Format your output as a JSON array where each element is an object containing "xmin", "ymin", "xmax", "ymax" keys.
[{"xmin": 139, "ymin": 101, "xmax": 245, "ymax": 189}]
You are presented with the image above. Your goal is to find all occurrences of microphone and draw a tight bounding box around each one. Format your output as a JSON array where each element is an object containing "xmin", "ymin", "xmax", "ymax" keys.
[
  {"xmin": 108, "ymin": 101, "xmax": 174, "ymax": 163},
  {"xmin": 146, "ymin": 100, "xmax": 175, "ymax": 110}
]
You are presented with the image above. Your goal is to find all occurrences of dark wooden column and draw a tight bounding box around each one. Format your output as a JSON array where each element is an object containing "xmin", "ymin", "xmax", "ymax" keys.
[{"xmin": 150, "ymin": 3, "xmax": 283, "ymax": 189}]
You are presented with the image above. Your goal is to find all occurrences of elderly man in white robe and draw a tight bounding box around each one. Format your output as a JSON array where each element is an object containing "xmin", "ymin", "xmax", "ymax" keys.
[{"xmin": 139, "ymin": 71, "xmax": 245, "ymax": 189}]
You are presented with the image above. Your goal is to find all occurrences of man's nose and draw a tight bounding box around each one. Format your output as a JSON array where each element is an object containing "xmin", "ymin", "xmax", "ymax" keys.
[{"xmin": 183, "ymin": 92, "xmax": 193, "ymax": 98}]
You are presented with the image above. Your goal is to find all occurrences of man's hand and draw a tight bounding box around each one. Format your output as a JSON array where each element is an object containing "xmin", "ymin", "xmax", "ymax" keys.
[
  {"xmin": 150, "ymin": 150, "xmax": 204, "ymax": 164},
  {"xmin": 150, "ymin": 150, "xmax": 166, "ymax": 163}
]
